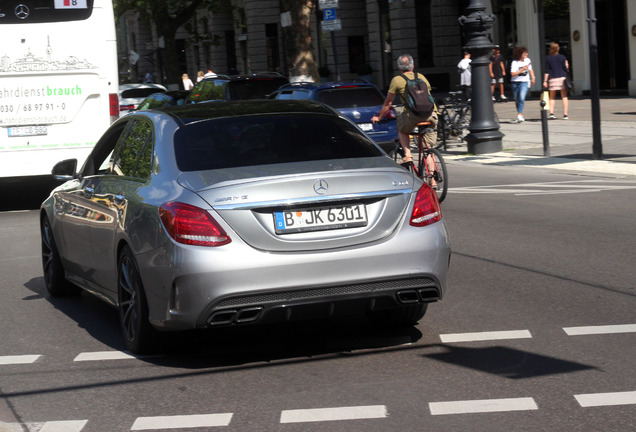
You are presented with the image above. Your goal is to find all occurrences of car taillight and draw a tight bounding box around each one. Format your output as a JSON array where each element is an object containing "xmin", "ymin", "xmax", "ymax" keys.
[
  {"xmin": 159, "ymin": 202, "xmax": 231, "ymax": 247},
  {"xmin": 386, "ymin": 108, "xmax": 397, "ymax": 119},
  {"xmin": 410, "ymin": 184, "xmax": 442, "ymax": 227},
  {"xmin": 119, "ymin": 104, "xmax": 135, "ymax": 111}
]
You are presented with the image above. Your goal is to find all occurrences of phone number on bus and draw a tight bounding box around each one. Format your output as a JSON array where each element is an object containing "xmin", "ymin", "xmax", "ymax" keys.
[{"xmin": 0, "ymin": 103, "xmax": 67, "ymax": 113}]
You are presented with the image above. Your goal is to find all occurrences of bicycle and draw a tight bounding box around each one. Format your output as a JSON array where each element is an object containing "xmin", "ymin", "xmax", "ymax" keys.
[
  {"xmin": 436, "ymin": 90, "xmax": 471, "ymax": 150},
  {"xmin": 392, "ymin": 120, "xmax": 448, "ymax": 203}
]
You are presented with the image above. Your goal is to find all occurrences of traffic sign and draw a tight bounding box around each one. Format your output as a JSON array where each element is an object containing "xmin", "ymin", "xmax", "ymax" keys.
[
  {"xmin": 323, "ymin": 8, "xmax": 336, "ymax": 21},
  {"xmin": 321, "ymin": 19, "xmax": 341, "ymax": 32},
  {"xmin": 318, "ymin": 0, "xmax": 338, "ymax": 10}
]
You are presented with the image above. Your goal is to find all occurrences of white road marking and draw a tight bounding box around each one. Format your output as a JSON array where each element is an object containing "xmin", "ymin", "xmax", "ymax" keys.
[
  {"xmin": 563, "ymin": 324, "xmax": 636, "ymax": 336},
  {"xmin": 8, "ymin": 420, "xmax": 88, "ymax": 431},
  {"xmin": 280, "ymin": 405, "xmax": 387, "ymax": 423},
  {"xmin": 574, "ymin": 391, "xmax": 636, "ymax": 407},
  {"xmin": 449, "ymin": 180, "xmax": 636, "ymax": 196},
  {"xmin": 130, "ymin": 413, "xmax": 233, "ymax": 430},
  {"xmin": 73, "ymin": 351, "xmax": 138, "ymax": 361},
  {"xmin": 429, "ymin": 397, "xmax": 538, "ymax": 415},
  {"xmin": 0, "ymin": 355, "xmax": 40, "ymax": 365},
  {"xmin": 440, "ymin": 330, "xmax": 532, "ymax": 343}
]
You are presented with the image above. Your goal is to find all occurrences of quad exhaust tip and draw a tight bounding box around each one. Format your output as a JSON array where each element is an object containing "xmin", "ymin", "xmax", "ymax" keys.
[
  {"xmin": 396, "ymin": 288, "xmax": 439, "ymax": 304},
  {"xmin": 207, "ymin": 306, "xmax": 264, "ymax": 326}
]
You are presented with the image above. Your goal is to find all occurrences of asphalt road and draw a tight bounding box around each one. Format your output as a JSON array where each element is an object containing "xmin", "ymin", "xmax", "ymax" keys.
[{"xmin": 1, "ymin": 161, "xmax": 635, "ymax": 432}]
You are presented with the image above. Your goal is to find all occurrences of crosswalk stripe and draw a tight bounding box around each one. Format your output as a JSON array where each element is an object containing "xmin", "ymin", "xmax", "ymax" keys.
[
  {"xmin": 130, "ymin": 414, "xmax": 233, "ymax": 430},
  {"xmin": 280, "ymin": 405, "xmax": 387, "ymax": 423},
  {"xmin": 574, "ymin": 391, "xmax": 636, "ymax": 407},
  {"xmin": 563, "ymin": 324, "xmax": 636, "ymax": 336},
  {"xmin": 0, "ymin": 355, "xmax": 40, "ymax": 365},
  {"xmin": 439, "ymin": 330, "xmax": 532, "ymax": 343},
  {"xmin": 429, "ymin": 397, "xmax": 538, "ymax": 415}
]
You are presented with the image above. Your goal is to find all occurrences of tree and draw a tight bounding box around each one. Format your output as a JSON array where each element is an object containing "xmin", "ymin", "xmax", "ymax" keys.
[
  {"xmin": 280, "ymin": 0, "xmax": 319, "ymax": 81},
  {"xmin": 115, "ymin": 0, "xmax": 227, "ymax": 84}
]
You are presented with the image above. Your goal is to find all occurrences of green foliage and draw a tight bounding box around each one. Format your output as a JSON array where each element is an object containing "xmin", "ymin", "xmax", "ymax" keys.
[{"xmin": 544, "ymin": 0, "xmax": 570, "ymax": 18}]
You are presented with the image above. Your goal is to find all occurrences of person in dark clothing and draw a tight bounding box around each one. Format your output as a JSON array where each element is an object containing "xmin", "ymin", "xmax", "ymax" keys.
[
  {"xmin": 489, "ymin": 47, "xmax": 507, "ymax": 101},
  {"xmin": 543, "ymin": 41, "xmax": 570, "ymax": 119}
]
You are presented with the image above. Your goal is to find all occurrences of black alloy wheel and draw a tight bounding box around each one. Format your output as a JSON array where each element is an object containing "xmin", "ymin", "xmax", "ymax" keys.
[
  {"xmin": 118, "ymin": 246, "xmax": 159, "ymax": 354},
  {"xmin": 41, "ymin": 216, "xmax": 80, "ymax": 297}
]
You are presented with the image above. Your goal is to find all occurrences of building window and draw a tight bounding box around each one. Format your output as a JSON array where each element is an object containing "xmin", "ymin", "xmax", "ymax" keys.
[
  {"xmin": 415, "ymin": 0, "xmax": 434, "ymax": 68},
  {"xmin": 348, "ymin": 35, "xmax": 365, "ymax": 74},
  {"xmin": 265, "ymin": 23, "xmax": 280, "ymax": 72}
]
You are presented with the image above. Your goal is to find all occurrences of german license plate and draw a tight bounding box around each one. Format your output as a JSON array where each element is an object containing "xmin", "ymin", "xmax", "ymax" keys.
[
  {"xmin": 358, "ymin": 123, "xmax": 373, "ymax": 132},
  {"xmin": 274, "ymin": 204, "xmax": 368, "ymax": 234},
  {"xmin": 8, "ymin": 126, "xmax": 48, "ymax": 137}
]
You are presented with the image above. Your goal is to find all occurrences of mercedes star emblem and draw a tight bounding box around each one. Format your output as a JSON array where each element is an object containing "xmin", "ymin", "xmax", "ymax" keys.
[
  {"xmin": 15, "ymin": 4, "xmax": 30, "ymax": 19},
  {"xmin": 313, "ymin": 179, "xmax": 328, "ymax": 195}
]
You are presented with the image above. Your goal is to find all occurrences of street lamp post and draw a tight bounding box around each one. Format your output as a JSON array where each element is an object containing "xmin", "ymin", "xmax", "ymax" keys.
[{"xmin": 458, "ymin": 0, "xmax": 504, "ymax": 154}]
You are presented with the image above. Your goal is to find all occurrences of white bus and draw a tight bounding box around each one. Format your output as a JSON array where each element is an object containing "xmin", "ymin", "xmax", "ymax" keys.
[{"xmin": 0, "ymin": 0, "xmax": 118, "ymax": 179}]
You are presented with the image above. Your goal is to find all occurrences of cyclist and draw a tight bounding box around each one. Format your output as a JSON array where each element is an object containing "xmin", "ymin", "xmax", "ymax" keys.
[{"xmin": 372, "ymin": 54, "xmax": 438, "ymax": 165}]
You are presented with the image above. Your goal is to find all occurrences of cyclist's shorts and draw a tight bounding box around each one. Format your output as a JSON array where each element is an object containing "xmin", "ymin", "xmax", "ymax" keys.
[{"xmin": 397, "ymin": 109, "xmax": 437, "ymax": 134}]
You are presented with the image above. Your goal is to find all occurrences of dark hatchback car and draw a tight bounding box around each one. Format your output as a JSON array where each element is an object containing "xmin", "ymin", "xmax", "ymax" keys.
[
  {"xmin": 269, "ymin": 80, "xmax": 398, "ymax": 153},
  {"xmin": 186, "ymin": 73, "xmax": 289, "ymax": 104},
  {"xmin": 136, "ymin": 90, "xmax": 190, "ymax": 110}
]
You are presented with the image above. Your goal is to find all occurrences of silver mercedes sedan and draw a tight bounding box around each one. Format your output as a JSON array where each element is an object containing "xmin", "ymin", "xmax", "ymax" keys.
[{"xmin": 40, "ymin": 100, "xmax": 451, "ymax": 354}]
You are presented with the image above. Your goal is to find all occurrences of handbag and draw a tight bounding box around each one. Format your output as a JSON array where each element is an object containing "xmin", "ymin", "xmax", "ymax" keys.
[{"xmin": 565, "ymin": 75, "xmax": 574, "ymax": 91}]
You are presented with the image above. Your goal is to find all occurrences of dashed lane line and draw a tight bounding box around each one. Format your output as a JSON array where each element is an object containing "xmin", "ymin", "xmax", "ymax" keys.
[
  {"xmin": 439, "ymin": 330, "xmax": 532, "ymax": 343},
  {"xmin": 73, "ymin": 351, "xmax": 138, "ymax": 361},
  {"xmin": 8, "ymin": 420, "xmax": 88, "ymax": 431},
  {"xmin": 280, "ymin": 405, "xmax": 387, "ymax": 424},
  {"xmin": 574, "ymin": 391, "xmax": 636, "ymax": 408},
  {"xmin": 429, "ymin": 397, "xmax": 538, "ymax": 415},
  {"xmin": 130, "ymin": 414, "xmax": 233, "ymax": 430},
  {"xmin": 0, "ymin": 355, "xmax": 40, "ymax": 365},
  {"xmin": 563, "ymin": 324, "xmax": 636, "ymax": 336}
]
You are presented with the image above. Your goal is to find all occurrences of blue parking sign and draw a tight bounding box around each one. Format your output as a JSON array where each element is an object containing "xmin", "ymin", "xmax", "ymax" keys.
[{"xmin": 323, "ymin": 8, "xmax": 336, "ymax": 20}]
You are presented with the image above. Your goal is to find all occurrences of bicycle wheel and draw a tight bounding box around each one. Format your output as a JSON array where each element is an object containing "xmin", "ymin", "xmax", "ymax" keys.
[{"xmin": 419, "ymin": 148, "xmax": 448, "ymax": 202}]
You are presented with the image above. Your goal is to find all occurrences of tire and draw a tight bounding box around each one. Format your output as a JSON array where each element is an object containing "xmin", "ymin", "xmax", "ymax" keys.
[
  {"xmin": 41, "ymin": 216, "xmax": 81, "ymax": 297},
  {"xmin": 367, "ymin": 303, "xmax": 428, "ymax": 327},
  {"xmin": 118, "ymin": 246, "xmax": 160, "ymax": 354},
  {"xmin": 419, "ymin": 148, "xmax": 448, "ymax": 203}
]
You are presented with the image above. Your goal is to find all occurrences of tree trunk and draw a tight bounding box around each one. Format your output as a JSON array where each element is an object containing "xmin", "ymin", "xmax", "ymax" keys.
[{"xmin": 280, "ymin": 0, "xmax": 319, "ymax": 82}]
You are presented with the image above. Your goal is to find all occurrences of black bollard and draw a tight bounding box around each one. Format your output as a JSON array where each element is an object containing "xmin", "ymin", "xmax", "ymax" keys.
[{"xmin": 540, "ymin": 97, "xmax": 550, "ymax": 156}]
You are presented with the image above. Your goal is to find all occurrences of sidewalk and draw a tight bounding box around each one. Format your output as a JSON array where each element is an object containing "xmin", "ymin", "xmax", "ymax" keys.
[{"xmin": 441, "ymin": 96, "xmax": 636, "ymax": 177}]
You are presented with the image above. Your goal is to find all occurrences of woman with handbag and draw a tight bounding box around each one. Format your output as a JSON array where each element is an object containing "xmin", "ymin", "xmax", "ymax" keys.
[{"xmin": 543, "ymin": 41, "xmax": 570, "ymax": 120}]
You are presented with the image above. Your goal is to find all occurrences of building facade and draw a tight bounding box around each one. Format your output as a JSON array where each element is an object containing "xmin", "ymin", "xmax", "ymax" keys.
[{"xmin": 117, "ymin": 0, "xmax": 636, "ymax": 96}]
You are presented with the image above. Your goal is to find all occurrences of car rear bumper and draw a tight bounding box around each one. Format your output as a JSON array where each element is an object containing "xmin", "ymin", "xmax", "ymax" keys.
[{"xmin": 139, "ymin": 220, "xmax": 450, "ymax": 331}]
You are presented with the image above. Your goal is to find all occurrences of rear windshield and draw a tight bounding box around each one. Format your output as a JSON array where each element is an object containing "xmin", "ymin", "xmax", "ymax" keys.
[
  {"xmin": 121, "ymin": 88, "xmax": 166, "ymax": 99},
  {"xmin": 228, "ymin": 78, "xmax": 289, "ymax": 100},
  {"xmin": 315, "ymin": 87, "xmax": 384, "ymax": 109},
  {"xmin": 0, "ymin": 0, "xmax": 94, "ymax": 23},
  {"xmin": 174, "ymin": 114, "xmax": 382, "ymax": 171}
]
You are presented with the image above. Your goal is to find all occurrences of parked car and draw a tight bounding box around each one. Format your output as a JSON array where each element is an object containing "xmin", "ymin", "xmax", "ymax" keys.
[
  {"xmin": 269, "ymin": 80, "xmax": 398, "ymax": 153},
  {"xmin": 186, "ymin": 72, "xmax": 289, "ymax": 104},
  {"xmin": 135, "ymin": 90, "xmax": 190, "ymax": 111},
  {"xmin": 118, "ymin": 83, "xmax": 167, "ymax": 116},
  {"xmin": 40, "ymin": 99, "xmax": 450, "ymax": 354}
]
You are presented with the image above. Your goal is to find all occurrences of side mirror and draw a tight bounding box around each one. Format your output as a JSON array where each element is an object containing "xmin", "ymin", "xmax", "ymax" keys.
[{"xmin": 51, "ymin": 159, "xmax": 77, "ymax": 181}]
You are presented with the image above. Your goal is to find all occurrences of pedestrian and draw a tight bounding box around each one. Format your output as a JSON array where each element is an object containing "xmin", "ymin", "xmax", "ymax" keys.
[
  {"xmin": 182, "ymin": 73, "xmax": 194, "ymax": 90},
  {"xmin": 543, "ymin": 41, "xmax": 569, "ymax": 120},
  {"xmin": 509, "ymin": 46, "xmax": 535, "ymax": 123},
  {"xmin": 371, "ymin": 54, "xmax": 438, "ymax": 166},
  {"xmin": 457, "ymin": 51, "xmax": 472, "ymax": 101},
  {"xmin": 196, "ymin": 70, "xmax": 205, "ymax": 82},
  {"xmin": 489, "ymin": 47, "xmax": 507, "ymax": 101},
  {"xmin": 143, "ymin": 70, "xmax": 153, "ymax": 83},
  {"xmin": 204, "ymin": 67, "xmax": 217, "ymax": 79}
]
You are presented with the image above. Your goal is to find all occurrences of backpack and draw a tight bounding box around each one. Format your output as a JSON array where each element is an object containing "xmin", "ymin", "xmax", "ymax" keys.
[{"xmin": 399, "ymin": 73, "xmax": 435, "ymax": 118}]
